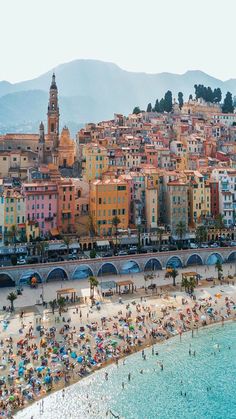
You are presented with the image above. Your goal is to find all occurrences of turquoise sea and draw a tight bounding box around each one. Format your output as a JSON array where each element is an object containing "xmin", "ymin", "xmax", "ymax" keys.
[{"xmin": 15, "ymin": 321, "xmax": 236, "ymax": 419}]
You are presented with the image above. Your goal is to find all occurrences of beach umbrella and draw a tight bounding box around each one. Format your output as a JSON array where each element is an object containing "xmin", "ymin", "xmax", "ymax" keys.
[
  {"xmin": 63, "ymin": 354, "xmax": 69, "ymax": 359},
  {"xmin": 9, "ymin": 395, "xmax": 15, "ymax": 401},
  {"xmin": 71, "ymin": 352, "xmax": 77, "ymax": 359},
  {"xmin": 201, "ymin": 315, "xmax": 206, "ymax": 321},
  {"xmin": 77, "ymin": 356, "xmax": 83, "ymax": 363}
]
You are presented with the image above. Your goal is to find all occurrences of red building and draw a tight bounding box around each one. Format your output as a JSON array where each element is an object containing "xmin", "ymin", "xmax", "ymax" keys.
[{"xmin": 209, "ymin": 180, "xmax": 219, "ymax": 218}]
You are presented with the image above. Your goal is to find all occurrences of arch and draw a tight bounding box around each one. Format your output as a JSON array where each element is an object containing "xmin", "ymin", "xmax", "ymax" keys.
[
  {"xmin": 72, "ymin": 265, "xmax": 94, "ymax": 280},
  {"xmin": 144, "ymin": 258, "xmax": 162, "ymax": 271},
  {"xmin": 98, "ymin": 262, "xmax": 118, "ymax": 277},
  {"xmin": 186, "ymin": 254, "xmax": 203, "ymax": 266},
  {"xmin": 19, "ymin": 270, "xmax": 42, "ymax": 285},
  {"xmin": 47, "ymin": 268, "xmax": 68, "ymax": 282},
  {"xmin": 166, "ymin": 256, "xmax": 183, "ymax": 269},
  {"xmin": 120, "ymin": 260, "xmax": 140, "ymax": 274},
  {"xmin": 0, "ymin": 273, "xmax": 15, "ymax": 288},
  {"xmin": 206, "ymin": 253, "xmax": 223, "ymax": 265},
  {"xmin": 227, "ymin": 251, "xmax": 236, "ymax": 263}
]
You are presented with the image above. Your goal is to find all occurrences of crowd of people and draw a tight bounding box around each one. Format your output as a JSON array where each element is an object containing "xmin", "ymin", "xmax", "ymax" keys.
[{"xmin": 0, "ymin": 285, "xmax": 236, "ymax": 417}]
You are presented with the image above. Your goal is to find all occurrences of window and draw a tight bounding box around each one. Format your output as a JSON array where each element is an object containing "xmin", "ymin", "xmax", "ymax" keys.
[{"xmin": 3, "ymin": 157, "xmax": 6, "ymax": 161}]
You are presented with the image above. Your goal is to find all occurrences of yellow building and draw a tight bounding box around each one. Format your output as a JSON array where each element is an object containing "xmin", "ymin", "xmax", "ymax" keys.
[
  {"xmin": 184, "ymin": 170, "xmax": 211, "ymax": 226},
  {"xmin": 84, "ymin": 143, "xmax": 108, "ymax": 181},
  {"xmin": 90, "ymin": 177, "xmax": 129, "ymax": 236},
  {"xmin": 2, "ymin": 189, "xmax": 26, "ymax": 240},
  {"xmin": 58, "ymin": 126, "xmax": 76, "ymax": 168}
]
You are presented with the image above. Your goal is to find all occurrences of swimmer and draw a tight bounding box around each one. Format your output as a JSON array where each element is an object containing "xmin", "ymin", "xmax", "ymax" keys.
[
  {"xmin": 62, "ymin": 389, "xmax": 65, "ymax": 399},
  {"xmin": 140, "ymin": 369, "xmax": 143, "ymax": 374},
  {"xmin": 122, "ymin": 381, "xmax": 125, "ymax": 389},
  {"xmin": 105, "ymin": 372, "xmax": 108, "ymax": 381},
  {"xmin": 128, "ymin": 373, "xmax": 131, "ymax": 381}
]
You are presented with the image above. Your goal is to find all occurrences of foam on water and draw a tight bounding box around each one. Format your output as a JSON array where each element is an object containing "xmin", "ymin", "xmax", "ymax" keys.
[{"xmin": 15, "ymin": 321, "xmax": 236, "ymax": 419}]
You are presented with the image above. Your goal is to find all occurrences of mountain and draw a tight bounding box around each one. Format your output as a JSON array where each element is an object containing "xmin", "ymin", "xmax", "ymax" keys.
[{"xmin": 0, "ymin": 59, "xmax": 236, "ymax": 135}]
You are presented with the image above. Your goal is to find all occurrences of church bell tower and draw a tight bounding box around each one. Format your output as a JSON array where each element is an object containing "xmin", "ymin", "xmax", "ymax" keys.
[{"xmin": 47, "ymin": 73, "xmax": 60, "ymax": 151}]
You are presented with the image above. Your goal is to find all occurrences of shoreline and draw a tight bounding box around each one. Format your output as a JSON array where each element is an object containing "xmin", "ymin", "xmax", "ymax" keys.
[{"xmin": 13, "ymin": 309, "xmax": 236, "ymax": 418}]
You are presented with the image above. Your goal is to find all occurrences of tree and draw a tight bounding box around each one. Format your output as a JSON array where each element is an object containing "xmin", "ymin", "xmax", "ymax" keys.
[
  {"xmin": 222, "ymin": 91, "xmax": 234, "ymax": 113},
  {"xmin": 169, "ymin": 268, "xmax": 178, "ymax": 287},
  {"xmin": 214, "ymin": 214, "xmax": 225, "ymax": 241},
  {"xmin": 213, "ymin": 87, "xmax": 222, "ymax": 103},
  {"xmin": 133, "ymin": 106, "xmax": 141, "ymax": 115},
  {"xmin": 215, "ymin": 260, "xmax": 223, "ymax": 282},
  {"xmin": 178, "ymin": 92, "xmax": 184, "ymax": 109},
  {"xmin": 164, "ymin": 90, "xmax": 173, "ymax": 112},
  {"xmin": 88, "ymin": 276, "xmax": 99, "ymax": 299},
  {"xmin": 112, "ymin": 216, "xmax": 121, "ymax": 252},
  {"xmin": 196, "ymin": 225, "xmax": 207, "ymax": 246},
  {"xmin": 175, "ymin": 221, "xmax": 186, "ymax": 249},
  {"xmin": 62, "ymin": 236, "xmax": 71, "ymax": 256},
  {"xmin": 90, "ymin": 249, "xmax": 96, "ymax": 258},
  {"xmin": 159, "ymin": 98, "xmax": 165, "ymax": 113},
  {"xmin": 146, "ymin": 103, "xmax": 152, "ymax": 112},
  {"xmin": 49, "ymin": 299, "xmax": 57, "ymax": 315},
  {"xmin": 181, "ymin": 275, "xmax": 196, "ymax": 294},
  {"xmin": 144, "ymin": 273, "xmax": 154, "ymax": 291},
  {"xmin": 189, "ymin": 94, "xmax": 193, "ymax": 101},
  {"xmin": 57, "ymin": 297, "xmax": 66, "ymax": 316},
  {"xmin": 153, "ymin": 99, "xmax": 160, "ymax": 112},
  {"xmin": 7, "ymin": 292, "xmax": 17, "ymax": 311}
]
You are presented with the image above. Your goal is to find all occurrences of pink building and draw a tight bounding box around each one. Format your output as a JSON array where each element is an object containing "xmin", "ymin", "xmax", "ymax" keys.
[{"xmin": 23, "ymin": 182, "xmax": 58, "ymax": 236}]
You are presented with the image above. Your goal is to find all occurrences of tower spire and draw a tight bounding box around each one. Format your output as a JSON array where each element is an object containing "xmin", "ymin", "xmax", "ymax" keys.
[{"xmin": 47, "ymin": 73, "xmax": 60, "ymax": 157}]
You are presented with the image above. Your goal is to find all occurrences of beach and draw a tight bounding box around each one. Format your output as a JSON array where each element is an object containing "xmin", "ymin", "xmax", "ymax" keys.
[{"xmin": 0, "ymin": 276, "xmax": 236, "ymax": 418}]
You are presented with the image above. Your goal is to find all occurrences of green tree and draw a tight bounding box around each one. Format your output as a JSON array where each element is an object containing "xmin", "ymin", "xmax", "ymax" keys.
[
  {"xmin": 189, "ymin": 94, "xmax": 193, "ymax": 101},
  {"xmin": 146, "ymin": 103, "xmax": 152, "ymax": 112},
  {"xmin": 57, "ymin": 297, "xmax": 66, "ymax": 316},
  {"xmin": 90, "ymin": 249, "xmax": 96, "ymax": 258},
  {"xmin": 214, "ymin": 214, "xmax": 225, "ymax": 241},
  {"xmin": 164, "ymin": 90, "xmax": 173, "ymax": 112},
  {"xmin": 112, "ymin": 216, "xmax": 121, "ymax": 252},
  {"xmin": 178, "ymin": 92, "xmax": 184, "ymax": 109},
  {"xmin": 181, "ymin": 275, "xmax": 196, "ymax": 294},
  {"xmin": 195, "ymin": 225, "xmax": 207, "ymax": 246},
  {"xmin": 222, "ymin": 91, "xmax": 234, "ymax": 113},
  {"xmin": 62, "ymin": 236, "xmax": 71, "ymax": 256},
  {"xmin": 88, "ymin": 276, "xmax": 99, "ymax": 298},
  {"xmin": 169, "ymin": 268, "xmax": 178, "ymax": 287},
  {"xmin": 215, "ymin": 260, "xmax": 223, "ymax": 281},
  {"xmin": 159, "ymin": 98, "xmax": 165, "ymax": 113},
  {"xmin": 7, "ymin": 292, "xmax": 17, "ymax": 311},
  {"xmin": 133, "ymin": 106, "xmax": 141, "ymax": 114},
  {"xmin": 176, "ymin": 221, "xmax": 186, "ymax": 249},
  {"xmin": 213, "ymin": 87, "xmax": 222, "ymax": 103},
  {"xmin": 154, "ymin": 99, "xmax": 160, "ymax": 112},
  {"xmin": 49, "ymin": 299, "xmax": 57, "ymax": 315}
]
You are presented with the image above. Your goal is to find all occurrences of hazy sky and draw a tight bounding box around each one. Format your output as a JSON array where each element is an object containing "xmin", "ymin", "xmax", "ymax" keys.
[{"xmin": 1, "ymin": 0, "xmax": 235, "ymax": 82}]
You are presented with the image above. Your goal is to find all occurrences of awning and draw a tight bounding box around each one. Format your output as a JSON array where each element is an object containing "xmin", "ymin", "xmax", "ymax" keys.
[
  {"xmin": 119, "ymin": 237, "xmax": 138, "ymax": 245},
  {"xmin": 50, "ymin": 228, "xmax": 59, "ymax": 236},
  {"xmin": 96, "ymin": 240, "xmax": 110, "ymax": 247}
]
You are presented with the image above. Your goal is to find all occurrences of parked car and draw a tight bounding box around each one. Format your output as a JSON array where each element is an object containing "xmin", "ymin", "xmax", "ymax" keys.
[
  {"xmin": 17, "ymin": 258, "xmax": 26, "ymax": 265},
  {"xmin": 169, "ymin": 245, "xmax": 178, "ymax": 251},
  {"xmin": 160, "ymin": 245, "xmax": 169, "ymax": 252},
  {"xmin": 200, "ymin": 243, "xmax": 209, "ymax": 248},
  {"xmin": 139, "ymin": 248, "xmax": 148, "ymax": 254},
  {"xmin": 118, "ymin": 250, "xmax": 128, "ymax": 256},
  {"xmin": 210, "ymin": 243, "xmax": 220, "ymax": 248},
  {"xmin": 230, "ymin": 241, "xmax": 236, "ymax": 247},
  {"xmin": 103, "ymin": 252, "xmax": 113, "ymax": 257},
  {"xmin": 68, "ymin": 254, "xmax": 77, "ymax": 260},
  {"xmin": 190, "ymin": 243, "xmax": 198, "ymax": 249}
]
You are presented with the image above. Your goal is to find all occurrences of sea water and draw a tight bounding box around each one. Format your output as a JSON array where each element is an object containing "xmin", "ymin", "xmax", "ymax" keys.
[{"xmin": 15, "ymin": 321, "xmax": 236, "ymax": 419}]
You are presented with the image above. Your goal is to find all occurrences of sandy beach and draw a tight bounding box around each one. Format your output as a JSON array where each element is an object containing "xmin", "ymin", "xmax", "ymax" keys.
[{"xmin": 0, "ymin": 275, "xmax": 236, "ymax": 418}]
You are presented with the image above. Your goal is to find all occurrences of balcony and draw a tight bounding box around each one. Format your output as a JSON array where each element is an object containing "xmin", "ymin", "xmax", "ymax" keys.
[{"xmin": 45, "ymin": 216, "xmax": 54, "ymax": 222}]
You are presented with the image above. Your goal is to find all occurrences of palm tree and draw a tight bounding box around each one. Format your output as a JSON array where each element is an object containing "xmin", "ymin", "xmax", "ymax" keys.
[
  {"xmin": 181, "ymin": 275, "xmax": 196, "ymax": 294},
  {"xmin": 88, "ymin": 276, "xmax": 99, "ymax": 299},
  {"xmin": 144, "ymin": 273, "xmax": 154, "ymax": 291},
  {"xmin": 112, "ymin": 216, "xmax": 121, "ymax": 253},
  {"xmin": 175, "ymin": 221, "xmax": 186, "ymax": 249},
  {"xmin": 7, "ymin": 292, "xmax": 17, "ymax": 311},
  {"xmin": 215, "ymin": 260, "xmax": 223, "ymax": 281},
  {"xmin": 195, "ymin": 225, "xmax": 207, "ymax": 246},
  {"xmin": 214, "ymin": 214, "xmax": 225, "ymax": 242},
  {"xmin": 62, "ymin": 236, "xmax": 71, "ymax": 257},
  {"xmin": 57, "ymin": 297, "xmax": 66, "ymax": 316},
  {"xmin": 169, "ymin": 268, "xmax": 179, "ymax": 287},
  {"xmin": 6, "ymin": 225, "xmax": 18, "ymax": 251},
  {"xmin": 49, "ymin": 299, "xmax": 57, "ymax": 315}
]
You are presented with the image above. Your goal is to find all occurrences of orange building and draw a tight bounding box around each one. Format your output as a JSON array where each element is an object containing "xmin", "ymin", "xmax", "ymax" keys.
[
  {"xmin": 58, "ymin": 126, "xmax": 76, "ymax": 168},
  {"xmin": 90, "ymin": 177, "xmax": 129, "ymax": 236},
  {"xmin": 57, "ymin": 179, "xmax": 76, "ymax": 233}
]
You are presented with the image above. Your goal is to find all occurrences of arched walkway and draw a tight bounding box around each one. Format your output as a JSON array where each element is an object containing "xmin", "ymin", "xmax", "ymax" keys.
[
  {"xmin": 166, "ymin": 256, "xmax": 183, "ymax": 269},
  {"xmin": 144, "ymin": 258, "xmax": 162, "ymax": 271},
  {"xmin": 47, "ymin": 268, "xmax": 68, "ymax": 282},
  {"xmin": 72, "ymin": 265, "xmax": 94, "ymax": 280},
  {"xmin": 206, "ymin": 253, "xmax": 223, "ymax": 265},
  {"xmin": 19, "ymin": 270, "xmax": 42, "ymax": 285},
  {"xmin": 98, "ymin": 263, "xmax": 118, "ymax": 277},
  {"xmin": 0, "ymin": 273, "xmax": 15, "ymax": 288},
  {"xmin": 227, "ymin": 251, "xmax": 236, "ymax": 263},
  {"xmin": 120, "ymin": 260, "xmax": 140, "ymax": 274},
  {"xmin": 186, "ymin": 254, "xmax": 203, "ymax": 266}
]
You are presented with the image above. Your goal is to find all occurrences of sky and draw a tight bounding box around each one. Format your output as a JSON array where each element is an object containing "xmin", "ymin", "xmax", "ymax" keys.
[{"xmin": 1, "ymin": 0, "xmax": 235, "ymax": 83}]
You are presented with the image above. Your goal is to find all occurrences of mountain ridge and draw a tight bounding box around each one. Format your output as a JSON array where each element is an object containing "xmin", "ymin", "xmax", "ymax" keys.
[{"xmin": 0, "ymin": 59, "xmax": 236, "ymax": 135}]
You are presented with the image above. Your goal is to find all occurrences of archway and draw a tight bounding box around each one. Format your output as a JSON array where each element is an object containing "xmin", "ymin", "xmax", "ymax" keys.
[
  {"xmin": 144, "ymin": 258, "xmax": 162, "ymax": 271},
  {"xmin": 0, "ymin": 273, "xmax": 15, "ymax": 288},
  {"xmin": 166, "ymin": 256, "xmax": 183, "ymax": 269},
  {"xmin": 98, "ymin": 263, "xmax": 118, "ymax": 277},
  {"xmin": 47, "ymin": 268, "xmax": 68, "ymax": 282},
  {"xmin": 120, "ymin": 260, "xmax": 140, "ymax": 274},
  {"xmin": 206, "ymin": 253, "xmax": 223, "ymax": 265},
  {"xmin": 228, "ymin": 252, "xmax": 236, "ymax": 263},
  {"xmin": 72, "ymin": 265, "xmax": 94, "ymax": 280},
  {"xmin": 186, "ymin": 254, "xmax": 203, "ymax": 266},
  {"xmin": 19, "ymin": 270, "xmax": 42, "ymax": 285}
]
